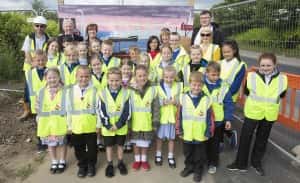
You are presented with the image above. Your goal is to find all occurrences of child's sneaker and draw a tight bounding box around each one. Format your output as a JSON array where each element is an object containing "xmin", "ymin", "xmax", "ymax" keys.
[
  {"xmin": 131, "ymin": 161, "xmax": 141, "ymax": 171},
  {"xmin": 208, "ymin": 165, "xmax": 216, "ymax": 174},
  {"xmin": 141, "ymin": 161, "xmax": 150, "ymax": 171}
]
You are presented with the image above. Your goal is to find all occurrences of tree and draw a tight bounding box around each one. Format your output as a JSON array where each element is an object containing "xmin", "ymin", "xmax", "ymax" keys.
[{"xmin": 31, "ymin": 0, "xmax": 46, "ymax": 16}]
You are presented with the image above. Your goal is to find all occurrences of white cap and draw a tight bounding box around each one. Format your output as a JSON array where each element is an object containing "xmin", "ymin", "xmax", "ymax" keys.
[{"xmin": 33, "ymin": 16, "xmax": 47, "ymax": 25}]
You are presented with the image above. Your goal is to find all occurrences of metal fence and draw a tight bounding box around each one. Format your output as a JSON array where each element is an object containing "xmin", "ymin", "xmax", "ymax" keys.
[{"xmin": 211, "ymin": 0, "xmax": 300, "ymax": 58}]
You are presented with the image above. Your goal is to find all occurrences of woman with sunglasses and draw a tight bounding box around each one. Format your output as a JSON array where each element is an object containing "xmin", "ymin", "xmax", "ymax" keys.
[
  {"xmin": 227, "ymin": 53, "xmax": 287, "ymax": 176},
  {"xmin": 199, "ymin": 27, "xmax": 221, "ymax": 62}
]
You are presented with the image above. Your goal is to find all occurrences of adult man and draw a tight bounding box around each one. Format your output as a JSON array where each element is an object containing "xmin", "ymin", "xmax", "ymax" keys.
[
  {"xmin": 58, "ymin": 18, "xmax": 83, "ymax": 49},
  {"xmin": 191, "ymin": 10, "xmax": 224, "ymax": 46},
  {"xmin": 21, "ymin": 16, "xmax": 49, "ymax": 72},
  {"xmin": 18, "ymin": 16, "xmax": 49, "ymax": 120}
]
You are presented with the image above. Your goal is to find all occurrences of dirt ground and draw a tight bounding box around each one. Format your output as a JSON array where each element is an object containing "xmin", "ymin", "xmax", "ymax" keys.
[{"xmin": 0, "ymin": 83, "xmax": 46, "ymax": 183}]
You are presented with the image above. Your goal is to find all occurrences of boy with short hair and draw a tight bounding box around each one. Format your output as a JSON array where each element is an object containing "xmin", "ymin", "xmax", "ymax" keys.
[
  {"xmin": 181, "ymin": 45, "xmax": 208, "ymax": 91},
  {"xmin": 98, "ymin": 67, "xmax": 131, "ymax": 177},
  {"xmin": 178, "ymin": 71, "xmax": 213, "ymax": 182},
  {"xmin": 169, "ymin": 32, "xmax": 190, "ymax": 67},
  {"xmin": 101, "ymin": 39, "xmax": 121, "ymax": 74},
  {"xmin": 59, "ymin": 45, "xmax": 80, "ymax": 87},
  {"xmin": 203, "ymin": 62, "xmax": 234, "ymax": 174},
  {"xmin": 67, "ymin": 66, "xmax": 100, "ymax": 178}
]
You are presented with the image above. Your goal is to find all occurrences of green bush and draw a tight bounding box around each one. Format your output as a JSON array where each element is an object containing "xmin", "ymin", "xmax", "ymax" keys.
[
  {"xmin": 0, "ymin": 12, "xmax": 58, "ymax": 80},
  {"xmin": 234, "ymin": 28, "xmax": 277, "ymax": 41}
]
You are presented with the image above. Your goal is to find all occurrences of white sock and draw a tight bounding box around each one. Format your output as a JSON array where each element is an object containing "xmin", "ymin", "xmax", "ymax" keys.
[
  {"xmin": 141, "ymin": 154, "xmax": 147, "ymax": 162},
  {"xmin": 52, "ymin": 159, "xmax": 58, "ymax": 164},
  {"xmin": 156, "ymin": 151, "xmax": 162, "ymax": 157},
  {"xmin": 135, "ymin": 155, "xmax": 141, "ymax": 162},
  {"xmin": 59, "ymin": 159, "xmax": 66, "ymax": 164},
  {"xmin": 168, "ymin": 152, "xmax": 174, "ymax": 159},
  {"xmin": 97, "ymin": 139, "xmax": 100, "ymax": 144}
]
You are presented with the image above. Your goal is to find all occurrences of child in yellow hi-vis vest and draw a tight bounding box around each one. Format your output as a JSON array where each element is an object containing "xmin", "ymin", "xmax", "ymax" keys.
[
  {"xmin": 98, "ymin": 67, "xmax": 131, "ymax": 177},
  {"xmin": 155, "ymin": 66, "xmax": 182, "ymax": 169},
  {"xmin": 59, "ymin": 44, "xmax": 80, "ymax": 87},
  {"xmin": 36, "ymin": 67, "xmax": 67, "ymax": 174},
  {"xmin": 130, "ymin": 65, "xmax": 157, "ymax": 171},
  {"xmin": 227, "ymin": 53, "xmax": 287, "ymax": 176},
  {"xmin": 67, "ymin": 66, "xmax": 100, "ymax": 178},
  {"xmin": 177, "ymin": 71, "xmax": 213, "ymax": 183}
]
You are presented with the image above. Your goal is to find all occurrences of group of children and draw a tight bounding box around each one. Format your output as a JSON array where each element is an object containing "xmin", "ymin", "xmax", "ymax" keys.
[{"xmin": 21, "ymin": 25, "xmax": 286, "ymax": 182}]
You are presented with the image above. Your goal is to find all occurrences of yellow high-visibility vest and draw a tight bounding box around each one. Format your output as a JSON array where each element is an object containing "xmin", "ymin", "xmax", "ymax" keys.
[
  {"xmin": 157, "ymin": 82, "xmax": 182, "ymax": 124},
  {"xmin": 180, "ymin": 93, "xmax": 212, "ymax": 142},
  {"xmin": 37, "ymin": 87, "xmax": 67, "ymax": 137},
  {"xmin": 58, "ymin": 64, "xmax": 79, "ymax": 87},
  {"xmin": 244, "ymin": 72, "xmax": 287, "ymax": 121},
  {"xmin": 99, "ymin": 87, "xmax": 130, "ymax": 136},
  {"xmin": 131, "ymin": 86, "xmax": 157, "ymax": 132},
  {"xmin": 26, "ymin": 68, "xmax": 46, "ymax": 113},
  {"xmin": 220, "ymin": 58, "xmax": 247, "ymax": 102},
  {"xmin": 67, "ymin": 86, "xmax": 98, "ymax": 134},
  {"xmin": 202, "ymin": 84, "xmax": 229, "ymax": 122}
]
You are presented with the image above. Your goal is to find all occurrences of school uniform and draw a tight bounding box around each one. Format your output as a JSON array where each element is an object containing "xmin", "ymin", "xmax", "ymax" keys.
[
  {"xmin": 101, "ymin": 56, "xmax": 121, "ymax": 74},
  {"xmin": 98, "ymin": 87, "xmax": 131, "ymax": 146},
  {"xmin": 178, "ymin": 92, "xmax": 213, "ymax": 178},
  {"xmin": 37, "ymin": 86, "xmax": 67, "ymax": 146},
  {"xmin": 91, "ymin": 72, "xmax": 106, "ymax": 91},
  {"xmin": 203, "ymin": 77, "xmax": 234, "ymax": 167},
  {"xmin": 130, "ymin": 83, "xmax": 157, "ymax": 148},
  {"xmin": 231, "ymin": 69, "xmax": 287, "ymax": 172},
  {"xmin": 47, "ymin": 53, "xmax": 62, "ymax": 68},
  {"xmin": 201, "ymin": 43, "xmax": 221, "ymax": 62},
  {"xmin": 67, "ymin": 83, "xmax": 100, "ymax": 171},
  {"xmin": 156, "ymin": 81, "xmax": 182, "ymax": 140},
  {"xmin": 172, "ymin": 46, "xmax": 190, "ymax": 67}
]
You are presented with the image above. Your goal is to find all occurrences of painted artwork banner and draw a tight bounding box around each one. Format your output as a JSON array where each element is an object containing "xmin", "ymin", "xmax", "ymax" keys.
[{"xmin": 58, "ymin": 5, "xmax": 193, "ymax": 52}]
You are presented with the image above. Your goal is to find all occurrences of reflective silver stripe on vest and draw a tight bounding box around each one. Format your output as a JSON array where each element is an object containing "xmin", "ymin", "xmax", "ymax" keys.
[
  {"xmin": 27, "ymin": 70, "xmax": 35, "ymax": 96},
  {"xmin": 102, "ymin": 89, "xmax": 128, "ymax": 117},
  {"xmin": 131, "ymin": 87, "xmax": 154, "ymax": 113},
  {"xmin": 224, "ymin": 61, "xmax": 240, "ymax": 85},
  {"xmin": 59, "ymin": 64, "xmax": 65, "ymax": 83},
  {"xmin": 183, "ymin": 66, "xmax": 189, "ymax": 86},
  {"xmin": 38, "ymin": 88, "xmax": 67, "ymax": 116},
  {"xmin": 69, "ymin": 87, "xmax": 97, "ymax": 115},
  {"xmin": 113, "ymin": 57, "xmax": 118, "ymax": 66},
  {"xmin": 181, "ymin": 94, "xmax": 209, "ymax": 122},
  {"xmin": 217, "ymin": 85, "xmax": 228, "ymax": 104},
  {"xmin": 249, "ymin": 73, "xmax": 284, "ymax": 104}
]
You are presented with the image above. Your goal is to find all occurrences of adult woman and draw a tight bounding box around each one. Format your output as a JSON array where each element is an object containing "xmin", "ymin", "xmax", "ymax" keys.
[{"xmin": 199, "ymin": 27, "xmax": 221, "ymax": 62}]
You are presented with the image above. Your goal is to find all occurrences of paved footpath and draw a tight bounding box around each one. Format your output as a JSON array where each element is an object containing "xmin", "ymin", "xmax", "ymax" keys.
[{"xmin": 25, "ymin": 120, "xmax": 300, "ymax": 183}]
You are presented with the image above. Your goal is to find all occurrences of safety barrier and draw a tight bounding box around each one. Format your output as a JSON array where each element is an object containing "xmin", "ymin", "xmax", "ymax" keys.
[{"xmin": 237, "ymin": 67, "xmax": 300, "ymax": 132}]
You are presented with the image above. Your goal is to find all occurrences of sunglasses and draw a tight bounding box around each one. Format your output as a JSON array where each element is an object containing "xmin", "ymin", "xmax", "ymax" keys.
[
  {"xmin": 35, "ymin": 24, "xmax": 46, "ymax": 28},
  {"xmin": 201, "ymin": 33, "xmax": 211, "ymax": 37}
]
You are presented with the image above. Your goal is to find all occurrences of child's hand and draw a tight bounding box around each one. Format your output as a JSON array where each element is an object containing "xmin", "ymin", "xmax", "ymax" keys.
[
  {"xmin": 170, "ymin": 97, "xmax": 177, "ymax": 105},
  {"xmin": 110, "ymin": 125, "xmax": 117, "ymax": 131},
  {"xmin": 225, "ymin": 121, "xmax": 231, "ymax": 130},
  {"xmin": 178, "ymin": 135, "xmax": 183, "ymax": 139}
]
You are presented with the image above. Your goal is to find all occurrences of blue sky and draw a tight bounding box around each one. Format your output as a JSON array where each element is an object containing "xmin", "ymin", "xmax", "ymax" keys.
[{"xmin": 0, "ymin": 0, "xmax": 224, "ymax": 11}]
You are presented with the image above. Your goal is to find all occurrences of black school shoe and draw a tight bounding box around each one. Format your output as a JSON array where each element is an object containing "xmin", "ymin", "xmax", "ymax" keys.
[
  {"xmin": 56, "ymin": 163, "xmax": 66, "ymax": 173},
  {"xmin": 154, "ymin": 156, "xmax": 163, "ymax": 166},
  {"xmin": 193, "ymin": 173, "xmax": 202, "ymax": 182},
  {"xmin": 180, "ymin": 168, "xmax": 193, "ymax": 177},
  {"xmin": 252, "ymin": 166, "xmax": 265, "ymax": 176},
  {"xmin": 168, "ymin": 158, "xmax": 176, "ymax": 169},
  {"xmin": 87, "ymin": 165, "xmax": 96, "ymax": 177},
  {"xmin": 98, "ymin": 143, "xmax": 106, "ymax": 152},
  {"xmin": 77, "ymin": 167, "xmax": 87, "ymax": 178},
  {"xmin": 105, "ymin": 164, "xmax": 114, "ymax": 178},
  {"xmin": 117, "ymin": 161, "xmax": 128, "ymax": 175},
  {"xmin": 50, "ymin": 163, "xmax": 58, "ymax": 174}
]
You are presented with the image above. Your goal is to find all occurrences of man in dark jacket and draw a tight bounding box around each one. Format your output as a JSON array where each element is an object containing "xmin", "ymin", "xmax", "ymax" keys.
[
  {"xmin": 58, "ymin": 18, "xmax": 83, "ymax": 50},
  {"xmin": 191, "ymin": 10, "xmax": 224, "ymax": 46}
]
